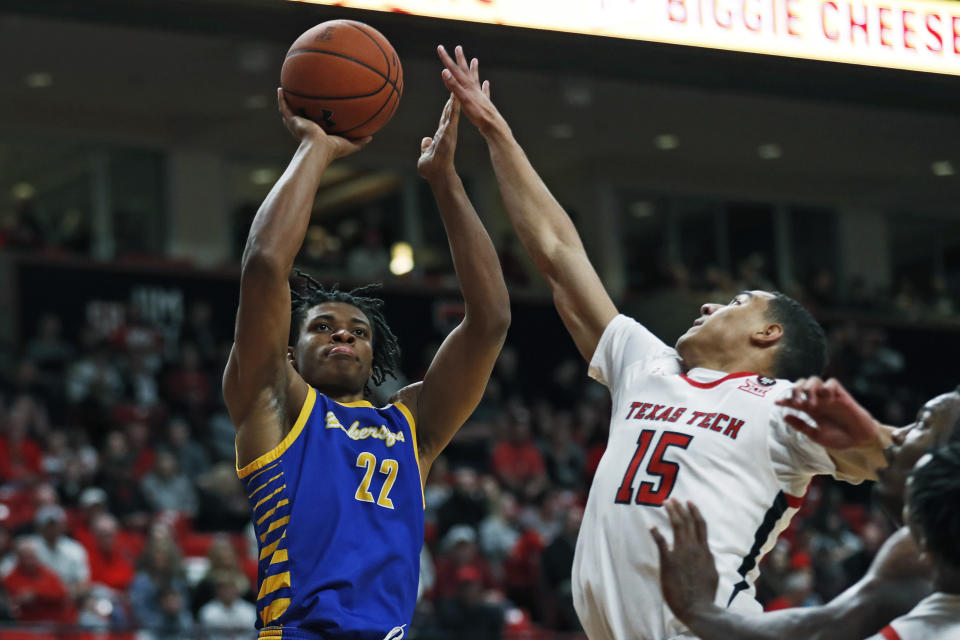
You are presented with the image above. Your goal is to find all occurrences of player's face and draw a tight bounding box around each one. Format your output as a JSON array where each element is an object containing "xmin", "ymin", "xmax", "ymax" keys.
[
  {"xmin": 293, "ymin": 302, "xmax": 374, "ymax": 396},
  {"xmin": 675, "ymin": 290, "xmax": 777, "ymax": 364},
  {"xmin": 875, "ymin": 391, "xmax": 960, "ymax": 524}
]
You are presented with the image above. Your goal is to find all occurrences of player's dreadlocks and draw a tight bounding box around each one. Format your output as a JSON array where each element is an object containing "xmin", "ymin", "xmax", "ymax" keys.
[
  {"xmin": 289, "ymin": 269, "xmax": 400, "ymax": 387},
  {"xmin": 908, "ymin": 441, "xmax": 960, "ymax": 567}
]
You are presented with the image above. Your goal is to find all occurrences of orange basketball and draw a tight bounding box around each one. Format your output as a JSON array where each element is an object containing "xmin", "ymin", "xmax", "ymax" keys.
[{"xmin": 280, "ymin": 20, "xmax": 403, "ymax": 139}]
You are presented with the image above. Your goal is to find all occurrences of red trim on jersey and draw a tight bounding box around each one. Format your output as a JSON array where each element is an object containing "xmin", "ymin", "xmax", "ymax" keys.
[
  {"xmin": 679, "ymin": 371, "xmax": 756, "ymax": 389},
  {"xmin": 879, "ymin": 625, "xmax": 901, "ymax": 640},
  {"xmin": 784, "ymin": 493, "xmax": 805, "ymax": 509}
]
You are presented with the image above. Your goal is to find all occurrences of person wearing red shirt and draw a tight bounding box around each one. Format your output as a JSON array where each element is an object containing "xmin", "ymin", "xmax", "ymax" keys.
[
  {"xmin": 83, "ymin": 513, "xmax": 136, "ymax": 592},
  {"xmin": 491, "ymin": 413, "xmax": 546, "ymax": 497},
  {"xmin": 0, "ymin": 400, "xmax": 43, "ymax": 483},
  {"xmin": 2, "ymin": 538, "xmax": 74, "ymax": 623}
]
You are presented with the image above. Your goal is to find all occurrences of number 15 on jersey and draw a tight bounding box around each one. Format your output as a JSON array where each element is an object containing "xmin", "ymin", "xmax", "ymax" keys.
[{"xmin": 615, "ymin": 430, "xmax": 693, "ymax": 506}]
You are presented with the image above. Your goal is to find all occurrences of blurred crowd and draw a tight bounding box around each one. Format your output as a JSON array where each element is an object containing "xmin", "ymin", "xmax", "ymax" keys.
[
  {"xmin": 653, "ymin": 253, "xmax": 959, "ymax": 323},
  {"xmin": 0, "ymin": 258, "xmax": 949, "ymax": 639}
]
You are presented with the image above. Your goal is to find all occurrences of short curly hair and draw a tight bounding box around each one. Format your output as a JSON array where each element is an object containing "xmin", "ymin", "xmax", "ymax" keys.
[
  {"xmin": 908, "ymin": 442, "xmax": 960, "ymax": 568},
  {"xmin": 289, "ymin": 270, "xmax": 400, "ymax": 387}
]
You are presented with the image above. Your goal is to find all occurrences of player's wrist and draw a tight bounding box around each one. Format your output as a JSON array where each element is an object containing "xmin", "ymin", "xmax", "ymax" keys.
[
  {"xmin": 424, "ymin": 166, "xmax": 459, "ymax": 187},
  {"xmin": 478, "ymin": 112, "xmax": 512, "ymax": 142}
]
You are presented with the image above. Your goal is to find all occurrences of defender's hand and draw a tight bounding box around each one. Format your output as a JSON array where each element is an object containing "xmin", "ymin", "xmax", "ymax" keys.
[
  {"xmin": 418, "ymin": 94, "xmax": 460, "ymax": 182},
  {"xmin": 651, "ymin": 500, "xmax": 719, "ymax": 621},
  {"xmin": 775, "ymin": 377, "xmax": 884, "ymax": 450},
  {"xmin": 436, "ymin": 45, "xmax": 502, "ymax": 137},
  {"xmin": 278, "ymin": 88, "xmax": 370, "ymax": 159}
]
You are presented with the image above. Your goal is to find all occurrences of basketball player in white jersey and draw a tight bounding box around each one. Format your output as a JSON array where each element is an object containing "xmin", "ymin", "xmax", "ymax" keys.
[
  {"xmin": 436, "ymin": 45, "xmax": 892, "ymax": 639},
  {"xmin": 655, "ymin": 383, "xmax": 960, "ymax": 639}
]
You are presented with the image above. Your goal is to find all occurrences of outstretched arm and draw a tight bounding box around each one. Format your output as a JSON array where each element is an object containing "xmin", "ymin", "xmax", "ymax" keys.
[
  {"xmin": 776, "ymin": 377, "xmax": 895, "ymax": 481},
  {"xmin": 398, "ymin": 93, "xmax": 510, "ymax": 472},
  {"xmin": 652, "ymin": 501, "xmax": 921, "ymax": 640},
  {"xmin": 437, "ymin": 45, "xmax": 617, "ymax": 363},
  {"xmin": 224, "ymin": 89, "xmax": 368, "ymax": 468}
]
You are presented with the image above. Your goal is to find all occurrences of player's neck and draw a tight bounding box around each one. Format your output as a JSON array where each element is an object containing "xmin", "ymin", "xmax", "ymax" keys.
[
  {"xmin": 933, "ymin": 563, "xmax": 960, "ymax": 594},
  {"xmin": 684, "ymin": 353, "xmax": 770, "ymax": 377},
  {"xmin": 326, "ymin": 391, "xmax": 366, "ymax": 404}
]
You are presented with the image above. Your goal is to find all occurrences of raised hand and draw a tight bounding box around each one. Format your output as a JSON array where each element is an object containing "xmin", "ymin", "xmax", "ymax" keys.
[
  {"xmin": 277, "ymin": 88, "xmax": 370, "ymax": 159},
  {"xmin": 775, "ymin": 377, "xmax": 882, "ymax": 450},
  {"xmin": 418, "ymin": 94, "xmax": 460, "ymax": 182},
  {"xmin": 651, "ymin": 500, "xmax": 719, "ymax": 621},
  {"xmin": 436, "ymin": 45, "xmax": 503, "ymax": 136}
]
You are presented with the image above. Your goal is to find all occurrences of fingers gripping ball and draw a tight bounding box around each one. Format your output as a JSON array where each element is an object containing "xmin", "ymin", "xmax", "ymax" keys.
[{"xmin": 281, "ymin": 20, "xmax": 403, "ymax": 138}]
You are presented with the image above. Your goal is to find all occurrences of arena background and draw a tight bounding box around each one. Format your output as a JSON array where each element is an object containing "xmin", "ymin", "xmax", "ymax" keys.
[{"xmin": 0, "ymin": 0, "xmax": 958, "ymax": 638}]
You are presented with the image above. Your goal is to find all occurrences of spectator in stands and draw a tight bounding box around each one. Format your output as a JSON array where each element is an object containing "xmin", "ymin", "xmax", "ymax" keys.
[
  {"xmin": 84, "ymin": 513, "xmax": 136, "ymax": 592},
  {"xmin": 142, "ymin": 585, "xmax": 193, "ymax": 640},
  {"xmin": 25, "ymin": 313, "xmax": 74, "ymax": 383},
  {"xmin": 0, "ymin": 396, "xmax": 44, "ymax": 483},
  {"xmin": 764, "ymin": 569, "xmax": 819, "ymax": 611},
  {"xmin": 543, "ymin": 415, "xmax": 585, "ymax": 490},
  {"xmin": 22, "ymin": 504, "xmax": 89, "ymax": 596},
  {"xmin": 65, "ymin": 341, "xmax": 124, "ymax": 406},
  {"xmin": 478, "ymin": 491, "xmax": 521, "ymax": 570},
  {"xmin": 97, "ymin": 431, "xmax": 151, "ymax": 529},
  {"xmin": 190, "ymin": 535, "xmax": 253, "ymax": 616},
  {"xmin": 163, "ymin": 343, "xmax": 212, "ymax": 411},
  {"xmin": 2, "ymin": 538, "xmax": 74, "ymax": 623},
  {"xmin": 434, "ymin": 525, "xmax": 498, "ymax": 601},
  {"xmin": 540, "ymin": 505, "xmax": 584, "ymax": 630},
  {"xmin": 193, "ymin": 463, "xmax": 250, "ymax": 532},
  {"xmin": 140, "ymin": 448, "xmax": 198, "ymax": 517},
  {"xmin": 181, "ymin": 301, "xmax": 219, "ymax": 368},
  {"xmin": 436, "ymin": 565, "xmax": 504, "ymax": 640},
  {"xmin": 198, "ymin": 573, "xmax": 257, "ymax": 640},
  {"xmin": 436, "ymin": 467, "xmax": 488, "ymax": 539},
  {"xmin": 491, "ymin": 409, "xmax": 546, "ymax": 498},
  {"xmin": 164, "ymin": 417, "xmax": 209, "ymax": 479},
  {"xmin": 129, "ymin": 533, "xmax": 190, "ymax": 629}
]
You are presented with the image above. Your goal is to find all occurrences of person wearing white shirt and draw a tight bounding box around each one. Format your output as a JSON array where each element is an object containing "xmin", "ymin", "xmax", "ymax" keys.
[
  {"xmin": 22, "ymin": 504, "xmax": 88, "ymax": 595},
  {"xmin": 198, "ymin": 575, "xmax": 257, "ymax": 640}
]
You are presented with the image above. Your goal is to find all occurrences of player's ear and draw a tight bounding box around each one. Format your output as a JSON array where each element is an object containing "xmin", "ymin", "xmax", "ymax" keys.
[
  {"xmin": 752, "ymin": 322, "xmax": 783, "ymax": 347},
  {"xmin": 287, "ymin": 346, "xmax": 298, "ymax": 371}
]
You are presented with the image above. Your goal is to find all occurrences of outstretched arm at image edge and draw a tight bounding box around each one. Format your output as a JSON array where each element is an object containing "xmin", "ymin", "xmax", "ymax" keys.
[
  {"xmin": 399, "ymin": 94, "xmax": 510, "ymax": 469},
  {"xmin": 224, "ymin": 89, "xmax": 368, "ymax": 462},
  {"xmin": 438, "ymin": 45, "xmax": 617, "ymax": 362}
]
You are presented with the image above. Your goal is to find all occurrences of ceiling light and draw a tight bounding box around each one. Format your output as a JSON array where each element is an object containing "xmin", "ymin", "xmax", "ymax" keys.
[
  {"xmin": 548, "ymin": 124, "xmax": 574, "ymax": 139},
  {"xmin": 11, "ymin": 182, "xmax": 35, "ymax": 200},
  {"xmin": 389, "ymin": 242, "xmax": 414, "ymax": 276},
  {"xmin": 654, "ymin": 134, "xmax": 679, "ymax": 150},
  {"xmin": 931, "ymin": 160, "xmax": 955, "ymax": 177},
  {"xmin": 562, "ymin": 82, "xmax": 593, "ymax": 107},
  {"xmin": 244, "ymin": 94, "xmax": 269, "ymax": 109},
  {"xmin": 757, "ymin": 143, "xmax": 782, "ymax": 160},
  {"xmin": 629, "ymin": 201, "xmax": 655, "ymax": 218},
  {"xmin": 249, "ymin": 168, "xmax": 278, "ymax": 185},
  {"xmin": 25, "ymin": 72, "xmax": 52, "ymax": 89},
  {"xmin": 237, "ymin": 45, "xmax": 271, "ymax": 73}
]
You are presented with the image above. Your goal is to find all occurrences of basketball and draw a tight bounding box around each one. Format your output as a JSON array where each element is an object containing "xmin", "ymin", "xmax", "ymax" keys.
[{"xmin": 280, "ymin": 20, "xmax": 403, "ymax": 139}]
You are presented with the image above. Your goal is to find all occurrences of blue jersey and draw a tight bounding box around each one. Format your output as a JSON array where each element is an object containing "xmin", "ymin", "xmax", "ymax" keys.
[{"xmin": 237, "ymin": 387, "xmax": 424, "ymax": 640}]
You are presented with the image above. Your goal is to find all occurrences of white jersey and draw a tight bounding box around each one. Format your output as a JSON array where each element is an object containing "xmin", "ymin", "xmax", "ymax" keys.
[
  {"xmin": 867, "ymin": 593, "xmax": 960, "ymax": 640},
  {"xmin": 574, "ymin": 315, "xmax": 849, "ymax": 640}
]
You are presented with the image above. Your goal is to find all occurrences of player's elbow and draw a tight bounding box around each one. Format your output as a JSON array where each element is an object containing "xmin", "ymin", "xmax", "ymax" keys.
[
  {"xmin": 466, "ymin": 305, "xmax": 511, "ymax": 342},
  {"xmin": 241, "ymin": 243, "xmax": 289, "ymax": 281}
]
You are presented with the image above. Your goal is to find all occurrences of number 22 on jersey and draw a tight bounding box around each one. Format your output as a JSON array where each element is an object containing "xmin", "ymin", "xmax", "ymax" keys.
[
  {"xmin": 615, "ymin": 430, "xmax": 693, "ymax": 506},
  {"xmin": 355, "ymin": 452, "xmax": 399, "ymax": 509}
]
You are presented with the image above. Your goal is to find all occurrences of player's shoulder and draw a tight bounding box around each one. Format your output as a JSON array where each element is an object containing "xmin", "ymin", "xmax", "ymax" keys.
[{"xmin": 389, "ymin": 382, "xmax": 422, "ymax": 418}]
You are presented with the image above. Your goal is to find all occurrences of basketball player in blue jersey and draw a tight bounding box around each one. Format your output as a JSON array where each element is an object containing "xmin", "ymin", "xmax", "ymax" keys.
[{"xmin": 222, "ymin": 84, "xmax": 509, "ymax": 640}]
